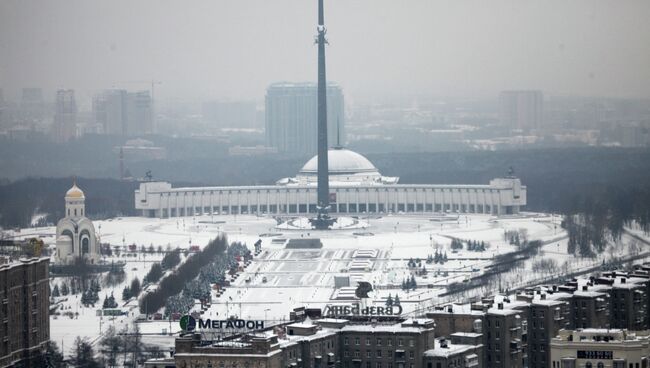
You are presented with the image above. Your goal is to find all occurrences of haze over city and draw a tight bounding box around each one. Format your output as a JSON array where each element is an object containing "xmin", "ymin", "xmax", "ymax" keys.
[
  {"xmin": 2, "ymin": 0, "xmax": 650, "ymax": 105},
  {"xmin": 1, "ymin": 1, "xmax": 650, "ymax": 367}
]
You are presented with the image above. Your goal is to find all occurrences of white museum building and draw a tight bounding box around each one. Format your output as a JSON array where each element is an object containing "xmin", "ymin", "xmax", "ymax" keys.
[
  {"xmin": 55, "ymin": 182, "xmax": 101, "ymax": 264},
  {"xmin": 135, "ymin": 148, "xmax": 526, "ymax": 218}
]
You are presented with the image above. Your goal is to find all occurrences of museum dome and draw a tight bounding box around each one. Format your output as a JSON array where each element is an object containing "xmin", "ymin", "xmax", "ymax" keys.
[{"xmin": 299, "ymin": 148, "xmax": 379, "ymax": 175}]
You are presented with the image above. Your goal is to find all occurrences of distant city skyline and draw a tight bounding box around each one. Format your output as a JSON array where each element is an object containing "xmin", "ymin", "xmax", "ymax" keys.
[{"xmin": 1, "ymin": 0, "xmax": 649, "ymax": 105}]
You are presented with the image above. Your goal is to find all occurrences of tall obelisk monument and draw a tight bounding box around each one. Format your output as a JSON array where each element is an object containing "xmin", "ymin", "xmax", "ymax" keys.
[{"xmin": 313, "ymin": 0, "xmax": 334, "ymax": 229}]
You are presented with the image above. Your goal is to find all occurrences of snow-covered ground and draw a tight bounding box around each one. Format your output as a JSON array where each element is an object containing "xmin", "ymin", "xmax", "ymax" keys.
[{"xmin": 10, "ymin": 212, "xmax": 650, "ymax": 355}]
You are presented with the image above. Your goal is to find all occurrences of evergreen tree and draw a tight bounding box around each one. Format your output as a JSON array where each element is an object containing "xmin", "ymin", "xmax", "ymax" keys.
[
  {"xmin": 52, "ymin": 284, "xmax": 60, "ymax": 298},
  {"xmin": 385, "ymin": 294, "xmax": 393, "ymax": 307},
  {"xmin": 70, "ymin": 336, "xmax": 100, "ymax": 368},
  {"xmin": 99, "ymin": 325, "xmax": 122, "ymax": 368},
  {"xmin": 122, "ymin": 286, "xmax": 131, "ymax": 301},
  {"xmin": 145, "ymin": 263, "xmax": 163, "ymax": 283},
  {"xmin": 410, "ymin": 275, "xmax": 417, "ymax": 290},
  {"xmin": 443, "ymin": 252, "xmax": 448, "ymax": 263},
  {"xmin": 35, "ymin": 341, "xmax": 64, "ymax": 368},
  {"xmin": 60, "ymin": 282, "xmax": 69, "ymax": 296},
  {"xmin": 393, "ymin": 294, "xmax": 401, "ymax": 306},
  {"xmin": 130, "ymin": 277, "xmax": 141, "ymax": 297}
]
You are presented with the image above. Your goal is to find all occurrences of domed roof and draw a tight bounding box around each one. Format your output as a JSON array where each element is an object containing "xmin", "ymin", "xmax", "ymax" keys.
[
  {"xmin": 65, "ymin": 183, "xmax": 85, "ymax": 199},
  {"xmin": 300, "ymin": 148, "xmax": 378, "ymax": 175}
]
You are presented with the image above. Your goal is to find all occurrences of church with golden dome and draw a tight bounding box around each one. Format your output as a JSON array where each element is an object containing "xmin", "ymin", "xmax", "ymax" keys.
[{"xmin": 55, "ymin": 181, "xmax": 100, "ymax": 265}]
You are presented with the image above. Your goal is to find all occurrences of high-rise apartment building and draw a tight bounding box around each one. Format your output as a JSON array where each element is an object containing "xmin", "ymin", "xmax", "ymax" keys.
[
  {"xmin": 53, "ymin": 89, "xmax": 77, "ymax": 142},
  {"xmin": 265, "ymin": 82, "xmax": 344, "ymax": 155},
  {"xmin": 0, "ymin": 258, "xmax": 50, "ymax": 367},
  {"xmin": 93, "ymin": 89, "xmax": 152, "ymax": 136},
  {"xmin": 499, "ymin": 90, "xmax": 543, "ymax": 132}
]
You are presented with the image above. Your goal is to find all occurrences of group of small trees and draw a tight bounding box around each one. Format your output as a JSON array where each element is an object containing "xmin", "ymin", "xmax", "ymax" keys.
[
  {"xmin": 122, "ymin": 277, "xmax": 141, "ymax": 301},
  {"xmin": 385, "ymin": 293, "xmax": 401, "ymax": 307},
  {"xmin": 51, "ymin": 278, "xmax": 82, "ymax": 298},
  {"xmin": 81, "ymin": 279, "xmax": 101, "ymax": 307},
  {"xmin": 450, "ymin": 238, "xmax": 487, "ymax": 252},
  {"xmin": 161, "ymin": 248, "xmax": 181, "ymax": 270},
  {"xmin": 144, "ymin": 263, "xmax": 163, "ymax": 283},
  {"xmin": 504, "ymin": 229, "xmax": 528, "ymax": 247},
  {"xmin": 466, "ymin": 240, "xmax": 486, "ymax": 251},
  {"xmin": 428, "ymin": 251, "xmax": 448, "ymax": 264},
  {"xmin": 104, "ymin": 263, "xmax": 126, "ymax": 287},
  {"xmin": 102, "ymin": 292, "xmax": 118, "ymax": 309},
  {"xmin": 450, "ymin": 238, "xmax": 463, "ymax": 250},
  {"xmin": 401, "ymin": 275, "xmax": 417, "ymax": 291}
]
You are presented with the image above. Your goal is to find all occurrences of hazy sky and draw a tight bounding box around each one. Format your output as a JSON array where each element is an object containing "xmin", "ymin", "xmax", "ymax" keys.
[{"xmin": 1, "ymin": 0, "xmax": 649, "ymax": 106}]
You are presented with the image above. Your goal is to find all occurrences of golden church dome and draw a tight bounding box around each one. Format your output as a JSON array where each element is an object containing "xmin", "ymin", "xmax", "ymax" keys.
[{"xmin": 65, "ymin": 183, "xmax": 85, "ymax": 199}]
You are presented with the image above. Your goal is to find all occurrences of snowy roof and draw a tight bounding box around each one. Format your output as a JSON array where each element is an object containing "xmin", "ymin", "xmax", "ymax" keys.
[
  {"xmin": 424, "ymin": 341, "xmax": 477, "ymax": 358},
  {"xmin": 300, "ymin": 149, "xmax": 379, "ymax": 175}
]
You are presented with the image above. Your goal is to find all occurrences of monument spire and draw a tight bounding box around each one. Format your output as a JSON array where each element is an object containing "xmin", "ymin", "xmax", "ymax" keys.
[{"xmin": 313, "ymin": 0, "xmax": 334, "ymax": 229}]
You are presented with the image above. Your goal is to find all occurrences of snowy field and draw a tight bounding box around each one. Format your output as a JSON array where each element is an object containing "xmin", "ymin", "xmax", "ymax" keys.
[{"xmin": 12, "ymin": 211, "xmax": 649, "ymax": 354}]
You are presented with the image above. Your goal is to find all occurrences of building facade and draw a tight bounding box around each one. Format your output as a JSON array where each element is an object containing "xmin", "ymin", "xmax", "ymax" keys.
[
  {"xmin": 265, "ymin": 82, "xmax": 344, "ymax": 155},
  {"xmin": 499, "ymin": 90, "xmax": 543, "ymax": 132},
  {"xmin": 0, "ymin": 258, "xmax": 50, "ymax": 367},
  {"xmin": 550, "ymin": 329, "xmax": 650, "ymax": 368},
  {"xmin": 93, "ymin": 89, "xmax": 153, "ymax": 136},
  {"xmin": 53, "ymin": 89, "xmax": 77, "ymax": 142},
  {"xmin": 135, "ymin": 149, "xmax": 526, "ymax": 218}
]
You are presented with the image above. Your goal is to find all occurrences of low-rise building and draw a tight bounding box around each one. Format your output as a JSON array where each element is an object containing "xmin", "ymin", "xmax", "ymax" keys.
[{"xmin": 423, "ymin": 337, "xmax": 482, "ymax": 368}]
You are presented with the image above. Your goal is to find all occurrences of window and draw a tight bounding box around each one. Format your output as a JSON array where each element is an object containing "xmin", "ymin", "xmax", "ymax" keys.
[
  {"xmin": 409, "ymin": 340, "xmax": 414, "ymax": 347},
  {"xmin": 377, "ymin": 350, "xmax": 382, "ymax": 358},
  {"xmin": 344, "ymin": 337, "xmax": 349, "ymax": 345},
  {"xmin": 366, "ymin": 338, "xmax": 371, "ymax": 346},
  {"xmin": 377, "ymin": 338, "xmax": 382, "ymax": 346},
  {"xmin": 355, "ymin": 338, "xmax": 360, "ymax": 345},
  {"xmin": 398, "ymin": 339, "xmax": 403, "ymax": 346},
  {"xmin": 367, "ymin": 351, "xmax": 372, "ymax": 358}
]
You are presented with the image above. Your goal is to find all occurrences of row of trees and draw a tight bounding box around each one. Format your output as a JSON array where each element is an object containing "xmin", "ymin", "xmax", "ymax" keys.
[
  {"xmin": 450, "ymin": 238, "xmax": 488, "ymax": 252},
  {"xmin": 164, "ymin": 242, "xmax": 251, "ymax": 317},
  {"xmin": 122, "ymin": 277, "xmax": 141, "ymax": 302},
  {"xmin": 401, "ymin": 275, "xmax": 417, "ymax": 291},
  {"xmin": 139, "ymin": 236, "xmax": 229, "ymax": 314},
  {"xmin": 561, "ymin": 185, "xmax": 650, "ymax": 257}
]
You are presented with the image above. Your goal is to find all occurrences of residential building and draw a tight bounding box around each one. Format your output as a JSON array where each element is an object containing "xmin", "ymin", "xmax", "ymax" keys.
[
  {"xmin": 265, "ymin": 82, "xmax": 344, "ymax": 155},
  {"xmin": 550, "ymin": 329, "xmax": 650, "ymax": 368},
  {"xmin": 0, "ymin": 258, "xmax": 50, "ymax": 367},
  {"xmin": 499, "ymin": 90, "xmax": 543, "ymax": 132}
]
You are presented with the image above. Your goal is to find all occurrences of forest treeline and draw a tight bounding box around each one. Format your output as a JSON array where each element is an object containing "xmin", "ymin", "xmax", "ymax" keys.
[{"xmin": 1, "ymin": 147, "xmax": 649, "ymax": 230}]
